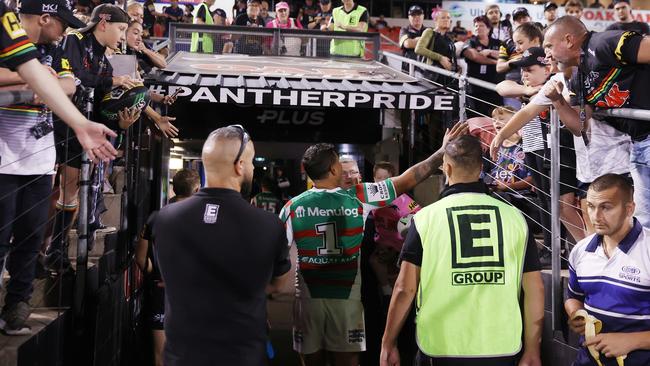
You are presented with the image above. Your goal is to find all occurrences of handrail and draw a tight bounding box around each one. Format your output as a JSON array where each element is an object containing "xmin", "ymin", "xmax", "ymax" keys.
[
  {"xmin": 168, "ymin": 22, "xmax": 382, "ymax": 60},
  {"xmin": 594, "ymin": 108, "xmax": 650, "ymax": 121},
  {"xmin": 383, "ymin": 50, "xmax": 650, "ymax": 124},
  {"xmin": 0, "ymin": 90, "xmax": 34, "ymax": 107},
  {"xmin": 381, "ymin": 51, "xmax": 498, "ymax": 92},
  {"xmin": 168, "ymin": 22, "xmax": 379, "ymax": 39},
  {"xmin": 379, "ymin": 33, "xmax": 400, "ymax": 48}
]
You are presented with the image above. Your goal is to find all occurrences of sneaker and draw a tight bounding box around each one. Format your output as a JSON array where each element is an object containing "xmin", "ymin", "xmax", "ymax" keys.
[
  {"xmin": 43, "ymin": 250, "xmax": 73, "ymax": 274},
  {"xmin": 95, "ymin": 225, "xmax": 116, "ymax": 234},
  {"xmin": 0, "ymin": 301, "xmax": 31, "ymax": 336}
]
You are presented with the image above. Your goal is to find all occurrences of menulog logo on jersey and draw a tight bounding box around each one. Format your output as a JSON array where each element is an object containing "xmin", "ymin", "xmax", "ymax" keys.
[{"xmin": 295, "ymin": 206, "xmax": 359, "ymax": 218}]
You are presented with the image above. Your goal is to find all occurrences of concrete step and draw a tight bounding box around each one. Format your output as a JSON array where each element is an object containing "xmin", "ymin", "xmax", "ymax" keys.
[
  {"xmin": 101, "ymin": 193, "xmax": 123, "ymax": 231},
  {"xmin": 66, "ymin": 227, "xmax": 116, "ymax": 260},
  {"xmin": 0, "ymin": 307, "xmax": 70, "ymax": 366}
]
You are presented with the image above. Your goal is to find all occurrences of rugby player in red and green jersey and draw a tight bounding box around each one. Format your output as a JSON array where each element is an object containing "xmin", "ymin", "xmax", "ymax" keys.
[{"xmin": 280, "ymin": 122, "xmax": 468, "ymax": 366}]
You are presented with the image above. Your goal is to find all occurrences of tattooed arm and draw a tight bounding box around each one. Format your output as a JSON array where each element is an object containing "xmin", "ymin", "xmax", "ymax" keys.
[{"xmin": 391, "ymin": 122, "xmax": 468, "ymax": 196}]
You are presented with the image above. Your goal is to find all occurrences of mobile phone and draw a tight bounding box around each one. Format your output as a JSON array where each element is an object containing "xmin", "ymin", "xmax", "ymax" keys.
[{"xmin": 170, "ymin": 88, "xmax": 181, "ymax": 98}]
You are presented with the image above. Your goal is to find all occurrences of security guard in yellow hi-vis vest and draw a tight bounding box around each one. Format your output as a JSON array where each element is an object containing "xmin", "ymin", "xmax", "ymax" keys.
[
  {"xmin": 327, "ymin": 0, "xmax": 368, "ymax": 57},
  {"xmin": 190, "ymin": 0, "xmax": 216, "ymax": 53},
  {"xmin": 380, "ymin": 135, "xmax": 545, "ymax": 366}
]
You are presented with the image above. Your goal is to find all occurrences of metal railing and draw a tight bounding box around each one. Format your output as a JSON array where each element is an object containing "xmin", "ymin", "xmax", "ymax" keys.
[
  {"xmin": 167, "ymin": 23, "xmax": 382, "ymax": 60},
  {"xmin": 381, "ymin": 50, "xmax": 650, "ymax": 340}
]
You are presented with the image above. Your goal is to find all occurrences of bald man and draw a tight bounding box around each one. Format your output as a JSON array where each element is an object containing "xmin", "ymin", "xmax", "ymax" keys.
[
  {"xmin": 154, "ymin": 126, "xmax": 291, "ymax": 366},
  {"xmin": 543, "ymin": 15, "xmax": 650, "ymax": 227}
]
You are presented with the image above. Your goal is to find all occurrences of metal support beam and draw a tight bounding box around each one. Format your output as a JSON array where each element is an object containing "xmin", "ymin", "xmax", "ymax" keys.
[{"xmin": 550, "ymin": 107, "xmax": 563, "ymax": 337}]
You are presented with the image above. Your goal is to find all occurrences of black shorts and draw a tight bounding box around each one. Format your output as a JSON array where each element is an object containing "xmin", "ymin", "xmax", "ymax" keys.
[
  {"xmin": 149, "ymin": 283, "xmax": 165, "ymax": 330},
  {"xmin": 54, "ymin": 120, "xmax": 83, "ymax": 169}
]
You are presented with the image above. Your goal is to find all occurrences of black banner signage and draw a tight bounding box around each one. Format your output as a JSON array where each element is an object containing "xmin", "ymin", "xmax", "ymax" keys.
[
  {"xmin": 168, "ymin": 102, "xmax": 382, "ymax": 144},
  {"xmin": 148, "ymin": 85, "xmax": 455, "ymax": 111}
]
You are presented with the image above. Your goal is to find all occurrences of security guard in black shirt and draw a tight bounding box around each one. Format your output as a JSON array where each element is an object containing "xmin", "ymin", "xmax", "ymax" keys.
[
  {"xmin": 399, "ymin": 5, "xmax": 426, "ymax": 62},
  {"xmin": 155, "ymin": 126, "xmax": 290, "ymax": 366}
]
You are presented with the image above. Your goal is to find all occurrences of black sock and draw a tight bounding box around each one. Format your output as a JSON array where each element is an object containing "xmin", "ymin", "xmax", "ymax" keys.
[{"xmin": 48, "ymin": 208, "xmax": 76, "ymax": 254}]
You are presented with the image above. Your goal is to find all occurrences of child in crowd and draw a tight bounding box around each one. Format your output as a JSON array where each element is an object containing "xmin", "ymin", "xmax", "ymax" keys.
[{"xmin": 492, "ymin": 46, "xmax": 586, "ymax": 260}]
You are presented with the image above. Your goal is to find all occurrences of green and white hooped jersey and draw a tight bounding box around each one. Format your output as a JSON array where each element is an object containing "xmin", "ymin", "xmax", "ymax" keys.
[{"xmin": 280, "ymin": 180, "xmax": 396, "ymax": 300}]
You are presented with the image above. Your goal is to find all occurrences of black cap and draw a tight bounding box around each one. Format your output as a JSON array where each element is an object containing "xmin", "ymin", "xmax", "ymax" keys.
[
  {"xmin": 78, "ymin": 4, "xmax": 130, "ymax": 33},
  {"xmin": 214, "ymin": 8, "xmax": 227, "ymax": 18},
  {"xmin": 320, "ymin": 0, "xmax": 331, "ymax": 4},
  {"xmin": 408, "ymin": 5, "xmax": 424, "ymax": 15},
  {"xmin": 512, "ymin": 7, "xmax": 530, "ymax": 20},
  {"xmin": 544, "ymin": 2, "xmax": 558, "ymax": 11},
  {"xmin": 510, "ymin": 47, "xmax": 548, "ymax": 68},
  {"xmin": 19, "ymin": 0, "xmax": 87, "ymax": 29}
]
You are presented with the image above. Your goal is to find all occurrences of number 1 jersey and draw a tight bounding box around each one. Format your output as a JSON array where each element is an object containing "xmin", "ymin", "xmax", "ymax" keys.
[{"xmin": 280, "ymin": 180, "xmax": 396, "ymax": 300}]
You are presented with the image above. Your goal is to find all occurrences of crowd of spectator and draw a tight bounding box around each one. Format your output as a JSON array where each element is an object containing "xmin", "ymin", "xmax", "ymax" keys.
[{"xmin": 0, "ymin": 1, "xmax": 649, "ymax": 366}]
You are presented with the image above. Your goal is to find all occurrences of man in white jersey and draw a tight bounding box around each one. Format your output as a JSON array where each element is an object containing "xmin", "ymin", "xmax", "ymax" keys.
[
  {"xmin": 280, "ymin": 123, "xmax": 467, "ymax": 366},
  {"xmin": 567, "ymin": 173, "xmax": 650, "ymax": 365}
]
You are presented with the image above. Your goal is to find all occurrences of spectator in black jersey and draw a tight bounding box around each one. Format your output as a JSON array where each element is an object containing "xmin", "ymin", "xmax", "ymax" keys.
[
  {"xmin": 606, "ymin": 0, "xmax": 650, "ymax": 35},
  {"xmin": 0, "ymin": 0, "xmax": 88, "ymax": 336},
  {"xmin": 497, "ymin": 22, "xmax": 542, "ymax": 110},
  {"xmin": 399, "ymin": 5, "xmax": 426, "ymax": 71},
  {"xmin": 544, "ymin": 16, "xmax": 650, "ymax": 228},
  {"xmin": 123, "ymin": 21, "xmax": 179, "ymax": 138},
  {"xmin": 306, "ymin": 0, "xmax": 332, "ymax": 57},
  {"xmin": 182, "ymin": 4, "xmax": 194, "ymax": 23},
  {"xmin": 234, "ymin": 0, "xmax": 266, "ymax": 55},
  {"xmin": 136, "ymin": 169, "xmax": 200, "ymax": 366},
  {"xmin": 233, "ymin": 0, "xmax": 247, "ymax": 19},
  {"xmin": 124, "ymin": 21, "xmax": 167, "ymax": 75},
  {"xmin": 154, "ymin": 126, "xmax": 290, "ymax": 366},
  {"xmin": 45, "ymin": 4, "xmax": 141, "ymax": 273},
  {"xmin": 308, "ymin": 0, "xmax": 332, "ymax": 30},
  {"xmin": 143, "ymin": 0, "xmax": 166, "ymax": 37},
  {"xmin": 298, "ymin": 0, "xmax": 319, "ymax": 28},
  {"xmin": 235, "ymin": 0, "xmax": 265, "ymax": 27},
  {"xmin": 163, "ymin": 0, "xmax": 184, "ymax": 37},
  {"xmin": 461, "ymin": 15, "xmax": 503, "ymax": 118}
]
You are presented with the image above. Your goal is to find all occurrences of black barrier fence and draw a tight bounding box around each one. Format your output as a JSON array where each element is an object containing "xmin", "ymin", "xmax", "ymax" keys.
[{"xmin": 0, "ymin": 84, "xmax": 164, "ymax": 364}]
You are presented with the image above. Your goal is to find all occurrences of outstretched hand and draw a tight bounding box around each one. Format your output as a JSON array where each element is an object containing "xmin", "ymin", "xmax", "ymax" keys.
[
  {"xmin": 441, "ymin": 122, "xmax": 469, "ymax": 150},
  {"xmin": 73, "ymin": 121, "xmax": 118, "ymax": 162},
  {"xmin": 155, "ymin": 116, "xmax": 179, "ymax": 138}
]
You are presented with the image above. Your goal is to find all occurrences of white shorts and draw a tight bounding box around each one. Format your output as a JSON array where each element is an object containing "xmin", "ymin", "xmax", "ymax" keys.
[{"xmin": 292, "ymin": 298, "xmax": 366, "ymax": 354}]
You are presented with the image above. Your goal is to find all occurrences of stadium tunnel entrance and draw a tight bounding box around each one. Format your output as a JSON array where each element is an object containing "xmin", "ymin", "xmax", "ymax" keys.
[{"xmin": 146, "ymin": 52, "xmax": 457, "ymax": 203}]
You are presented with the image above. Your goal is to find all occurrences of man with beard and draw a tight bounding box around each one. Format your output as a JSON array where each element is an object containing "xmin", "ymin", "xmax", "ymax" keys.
[
  {"xmin": 485, "ymin": 4, "xmax": 510, "ymax": 43},
  {"xmin": 544, "ymin": 16, "xmax": 650, "ymax": 228},
  {"xmin": 606, "ymin": 0, "xmax": 650, "ymax": 35},
  {"xmin": 154, "ymin": 125, "xmax": 291, "ymax": 366}
]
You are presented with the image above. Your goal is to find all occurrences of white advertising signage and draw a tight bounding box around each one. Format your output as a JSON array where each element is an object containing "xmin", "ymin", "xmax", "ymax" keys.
[{"xmin": 442, "ymin": 1, "xmax": 650, "ymax": 32}]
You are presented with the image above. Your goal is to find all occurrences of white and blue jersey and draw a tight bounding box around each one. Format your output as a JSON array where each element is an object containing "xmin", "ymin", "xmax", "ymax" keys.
[{"xmin": 568, "ymin": 218, "xmax": 650, "ymax": 366}]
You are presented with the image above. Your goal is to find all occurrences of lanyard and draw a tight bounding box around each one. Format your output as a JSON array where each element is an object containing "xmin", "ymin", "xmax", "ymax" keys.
[{"xmin": 577, "ymin": 54, "xmax": 590, "ymax": 146}]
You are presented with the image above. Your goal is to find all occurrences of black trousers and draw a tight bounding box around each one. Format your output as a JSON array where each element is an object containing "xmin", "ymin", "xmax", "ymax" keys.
[{"xmin": 0, "ymin": 174, "xmax": 52, "ymax": 306}]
